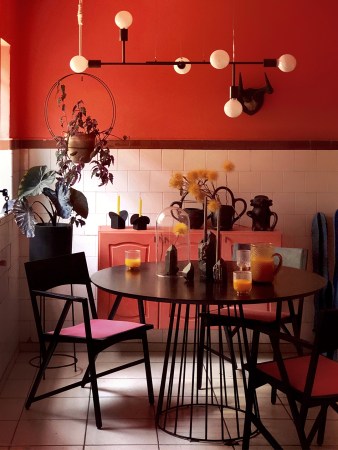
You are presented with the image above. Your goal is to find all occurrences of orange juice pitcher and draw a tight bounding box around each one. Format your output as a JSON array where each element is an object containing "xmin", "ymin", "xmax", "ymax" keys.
[{"xmin": 250, "ymin": 243, "xmax": 282, "ymax": 283}]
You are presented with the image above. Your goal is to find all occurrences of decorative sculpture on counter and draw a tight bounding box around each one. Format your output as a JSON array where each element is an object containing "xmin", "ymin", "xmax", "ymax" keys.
[
  {"xmin": 183, "ymin": 262, "xmax": 194, "ymax": 283},
  {"xmin": 213, "ymin": 211, "xmax": 226, "ymax": 283},
  {"xmin": 164, "ymin": 245, "xmax": 179, "ymax": 276},
  {"xmin": 247, "ymin": 195, "xmax": 278, "ymax": 231},
  {"xmin": 1, "ymin": 189, "xmax": 9, "ymax": 214},
  {"xmin": 198, "ymin": 198, "xmax": 217, "ymax": 281},
  {"xmin": 109, "ymin": 210, "xmax": 128, "ymax": 229},
  {"xmin": 156, "ymin": 205, "xmax": 190, "ymax": 277},
  {"xmin": 130, "ymin": 213, "xmax": 150, "ymax": 230}
]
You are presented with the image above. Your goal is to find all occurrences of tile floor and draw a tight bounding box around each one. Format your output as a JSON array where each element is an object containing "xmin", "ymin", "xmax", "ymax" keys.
[{"xmin": 0, "ymin": 344, "xmax": 338, "ymax": 450}]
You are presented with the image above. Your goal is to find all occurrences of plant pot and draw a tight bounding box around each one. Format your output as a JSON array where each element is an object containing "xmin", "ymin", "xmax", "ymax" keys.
[
  {"xmin": 67, "ymin": 133, "xmax": 96, "ymax": 163},
  {"xmin": 29, "ymin": 223, "xmax": 73, "ymax": 262}
]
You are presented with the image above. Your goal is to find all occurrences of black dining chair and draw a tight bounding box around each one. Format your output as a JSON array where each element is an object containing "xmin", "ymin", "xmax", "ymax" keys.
[
  {"xmin": 24, "ymin": 251, "xmax": 154, "ymax": 429},
  {"xmin": 243, "ymin": 307, "xmax": 338, "ymax": 449},
  {"xmin": 198, "ymin": 246, "xmax": 308, "ymax": 402}
]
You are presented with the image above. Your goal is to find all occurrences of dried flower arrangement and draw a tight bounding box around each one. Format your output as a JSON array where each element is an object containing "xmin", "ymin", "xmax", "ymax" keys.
[{"xmin": 169, "ymin": 160, "xmax": 235, "ymax": 212}]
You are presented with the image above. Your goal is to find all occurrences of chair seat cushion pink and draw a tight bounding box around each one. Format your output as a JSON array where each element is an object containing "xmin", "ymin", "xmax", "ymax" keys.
[
  {"xmin": 49, "ymin": 319, "xmax": 146, "ymax": 339},
  {"xmin": 258, "ymin": 354, "xmax": 338, "ymax": 397},
  {"xmin": 214, "ymin": 306, "xmax": 289, "ymax": 323}
]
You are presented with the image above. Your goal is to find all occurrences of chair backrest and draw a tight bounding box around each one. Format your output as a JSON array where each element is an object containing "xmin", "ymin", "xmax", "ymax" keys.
[
  {"xmin": 274, "ymin": 247, "xmax": 308, "ymax": 270},
  {"xmin": 232, "ymin": 244, "xmax": 308, "ymax": 270},
  {"xmin": 315, "ymin": 308, "xmax": 338, "ymax": 354},
  {"xmin": 25, "ymin": 252, "xmax": 97, "ymax": 319}
]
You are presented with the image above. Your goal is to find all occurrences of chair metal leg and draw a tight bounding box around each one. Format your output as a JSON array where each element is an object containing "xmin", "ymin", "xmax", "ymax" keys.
[{"xmin": 142, "ymin": 335, "xmax": 154, "ymax": 404}]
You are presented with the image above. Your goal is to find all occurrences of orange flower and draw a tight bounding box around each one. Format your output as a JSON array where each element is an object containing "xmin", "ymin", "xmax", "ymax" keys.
[
  {"xmin": 169, "ymin": 172, "xmax": 184, "ymax": 189},
  {"xmin": 208, "ymin": 199, "xmax": 220, "ymax": 212},
  {"xmin": 173, "ymin": 222, "xmax": 188, "ymax": 236},
  {"xmin": 223, "ymin": 160, "xmax": 235, "ymax": 172}
]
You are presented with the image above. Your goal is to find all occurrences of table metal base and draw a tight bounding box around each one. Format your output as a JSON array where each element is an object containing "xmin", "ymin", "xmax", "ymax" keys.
[{"xmin": 156, "ymin": 303, "xmax": 259, "ymax": 444}]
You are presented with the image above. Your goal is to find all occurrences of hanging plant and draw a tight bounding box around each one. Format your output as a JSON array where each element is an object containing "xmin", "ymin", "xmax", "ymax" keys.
[{"xmin": 45, "ymin": 73, "xmax": 116, "ymax": 187}]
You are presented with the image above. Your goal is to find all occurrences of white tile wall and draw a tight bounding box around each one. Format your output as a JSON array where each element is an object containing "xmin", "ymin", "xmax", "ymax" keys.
[
  {"xmin": 0, "ymin": 148, "xmax": 20, "ymax": 380},
  {"xmin": 11, "ymin": 147, "xmax": 338, "ymax": 346}
]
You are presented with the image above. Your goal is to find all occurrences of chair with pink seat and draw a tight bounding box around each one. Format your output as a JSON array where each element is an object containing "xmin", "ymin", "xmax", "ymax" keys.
[{"xmin": 24, "ymin": 251, "xmax": 154, "ymax": 429}]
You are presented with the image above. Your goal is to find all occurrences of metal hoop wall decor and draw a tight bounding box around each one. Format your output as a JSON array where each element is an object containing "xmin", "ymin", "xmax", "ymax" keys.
[{"xmin": 44, "ymin": 72, "xmax": 116, "ymax": 142}]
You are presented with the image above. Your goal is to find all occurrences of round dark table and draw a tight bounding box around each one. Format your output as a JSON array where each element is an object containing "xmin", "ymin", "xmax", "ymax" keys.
[
  {"xmin": 91, "ymin": 261, "xmax": 326, "ymax": 445},
  {"xmin": 91, "ymin": 261, "xmax": 325, "ymax": 306}
]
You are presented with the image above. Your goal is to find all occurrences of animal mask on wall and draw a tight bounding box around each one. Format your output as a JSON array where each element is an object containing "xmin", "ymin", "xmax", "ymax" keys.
[{"xmin": 238, "ymin": 73, "xmax": 274, "ymax": 115}]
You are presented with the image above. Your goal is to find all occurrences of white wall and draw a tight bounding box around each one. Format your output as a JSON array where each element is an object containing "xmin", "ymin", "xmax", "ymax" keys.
[
  {"xmin": 16, "ymin": 147, "xmax": 338, "ymax": 345},
  {"xmin": 0, "ymin": 149, "xmax": 20, "ymax": 381}
]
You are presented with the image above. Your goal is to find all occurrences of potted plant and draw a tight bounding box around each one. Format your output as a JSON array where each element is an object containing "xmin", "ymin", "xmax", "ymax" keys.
[
  {"xmin": 12, "ymin": 165, "xmax": 88, "ymax": 260},
  {"xmin": 54, "ymin": 82, "xmax": 114, "ymax": 187}
]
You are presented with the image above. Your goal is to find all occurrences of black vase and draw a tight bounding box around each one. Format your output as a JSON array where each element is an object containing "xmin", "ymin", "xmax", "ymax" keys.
[{"xmin": 29, "ymin": 223, "xmax": 73, "ymax": 261}]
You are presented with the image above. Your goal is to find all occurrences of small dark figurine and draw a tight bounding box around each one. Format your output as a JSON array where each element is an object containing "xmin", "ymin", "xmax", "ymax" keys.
[
  {"xmin": 109, "ymin": 210, "xmax": 128, "ymax": 229},
  {"xmin": 247, "ymin": 195, "xmax": 278, "ymax": 231},
  {"xmin": 130, "ymin": 214, "xmax": 150, "ymax": 230},
  {"xmin": 165, "ymin": 245, "xmax": 179, "ymax": 276},
  {"xmin": 213, "ymin": 258, "xmax": 226, "ymax": 283},
  {"xmin": 198, "ymin": 231, "xmax": 217, "ymax": 281},
  {"xmin": 183, "ymin": 262, "xmax": 194, "ymax": 282}
]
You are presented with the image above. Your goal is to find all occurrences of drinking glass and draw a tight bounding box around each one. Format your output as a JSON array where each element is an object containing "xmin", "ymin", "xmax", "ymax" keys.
[
  {"xmin": 233, "ymin": 270, "xmax": 252, "ymax": 295},
  {"xmin": 125, "ymin": 249, "xmax": 141, "ymax": 270},
  {"xmin": 236, "ymin": 249, "xmax": 251, "ymax": 271}
]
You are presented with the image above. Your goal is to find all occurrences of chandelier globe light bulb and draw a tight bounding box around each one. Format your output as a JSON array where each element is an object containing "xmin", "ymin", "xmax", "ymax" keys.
[
  {"xmin": 70, "ymin": 55, "xmax": 88, "ymax": 73},
  {"xmin": 115, "ymin": 11, "xmax": 133, "ymax": 29},
  {"xmin": 210, "ymin": 50, "xmax": 230, "ymax": 69},
  {"xmin": 224, "ymin": 98, "xmax": 243, "ymax": 118},
  {"xmin": 174, "ymin": 57, "xmax": 191, "ymax": 75},
  {"xmin": 277, "ymin": 54, "xmax": 297, "ymax": 72}
]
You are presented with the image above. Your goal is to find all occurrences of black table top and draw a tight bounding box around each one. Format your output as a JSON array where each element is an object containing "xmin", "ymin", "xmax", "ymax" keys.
[{"xmin": 91, "ymin": 261, "xmax": 326, "ymax": 306}]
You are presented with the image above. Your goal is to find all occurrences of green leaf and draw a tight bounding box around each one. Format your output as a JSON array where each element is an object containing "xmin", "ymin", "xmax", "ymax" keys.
[
  {"xmin": 12, "ymin": 198, "xmax": 37, "ymax": 237},
  {"xmin": 70, "ymin": 187, "xmax": 89, "ymax": 219},
  {"xmin": 17, "ymin": 166, "xmax": 56, "ymax": 199}
]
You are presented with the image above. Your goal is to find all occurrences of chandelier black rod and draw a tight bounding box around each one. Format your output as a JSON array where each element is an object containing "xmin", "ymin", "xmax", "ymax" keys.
[{"xmin": 88, "ymin": 59, "xmax": 277, "ymax": 68}]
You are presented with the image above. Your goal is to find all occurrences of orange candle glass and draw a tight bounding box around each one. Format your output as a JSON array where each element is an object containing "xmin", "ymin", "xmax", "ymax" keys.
[
  {"xmin": 233, "ymin": 270, "xmax": 252, "ymax": 295},
  {"xmin": 125, "ymin": 250, "xmax": 141, "ymax": 270}
]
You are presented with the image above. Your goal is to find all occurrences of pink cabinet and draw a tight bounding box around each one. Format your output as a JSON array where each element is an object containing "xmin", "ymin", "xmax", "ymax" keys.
[
  {"xmin": 98, "ymin": 226, "xmax": 282, "ymax": 329},
  {"xmin": 98, "ymin": 227, "xmax": 158, "ymax": 326}
]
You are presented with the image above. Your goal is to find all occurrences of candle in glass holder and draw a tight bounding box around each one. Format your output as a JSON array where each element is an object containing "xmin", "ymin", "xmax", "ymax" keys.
[
  {"xmin": 233, "ymin": 270, "xmax": 252, "ymax": 295},
  {"xmin": 125, "ymin": 249, "xmax": 141, "ymax": 270}
]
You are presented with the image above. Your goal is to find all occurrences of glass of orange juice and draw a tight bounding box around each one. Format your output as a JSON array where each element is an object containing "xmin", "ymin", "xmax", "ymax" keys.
[
  {"xmin": 125, "ymin": 250, "xmax": 141, "ymax": 270},
  {"xmin": 233, "ymin": 270, "xmax": 252, "ymax": 295}
]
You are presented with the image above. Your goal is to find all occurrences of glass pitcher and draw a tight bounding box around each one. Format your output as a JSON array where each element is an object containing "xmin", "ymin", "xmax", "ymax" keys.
[{"xmin": 250, "ymin": 243, "xmax": 283, "ymax": 283}]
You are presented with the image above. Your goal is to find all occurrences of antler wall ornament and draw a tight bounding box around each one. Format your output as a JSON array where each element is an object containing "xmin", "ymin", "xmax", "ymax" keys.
[
  {"xmin": 238, "ymin": 73, "xmax": 274, "ymax": 115},
  {"xmin": 69, "ymin": 1, "xmax": 297, "ymax": 118}
]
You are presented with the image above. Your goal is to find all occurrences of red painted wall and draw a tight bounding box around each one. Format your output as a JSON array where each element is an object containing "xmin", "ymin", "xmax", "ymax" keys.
[{"xmin": 2, "ymin": 0, "xmax": 338, "ymax": 140}]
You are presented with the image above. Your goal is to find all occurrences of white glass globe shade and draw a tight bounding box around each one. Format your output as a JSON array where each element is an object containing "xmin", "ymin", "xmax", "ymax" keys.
[
  {"xmin": 224, "ymin": 98, "xmax": 243, "ymax": 118},
  {"xmin": 174, "ymin": 57, "xmax": 191, "ymax": 75},
  {"xmin": 277, "ymin": 54, "xmax": 297, "ymax": 72},
  {"xmin": 210, "ymin": 50, "xmax": 230, "ymax": 69},
  {"xmin": 70, "ymin": 55, "xmax": 88, "ymax": 73},
  {"xmin": 115, "ymin": 11, "xmax": 133, "ymax": 29}
]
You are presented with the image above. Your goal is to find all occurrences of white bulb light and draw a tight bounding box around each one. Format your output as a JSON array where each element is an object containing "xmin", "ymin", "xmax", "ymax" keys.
[
  {"xmin": 210, "ymin": 50, "xmax": 230, "ymax": 69},
  {"xmin": 277, "ymin": 54, "xmax": 297, "ymax": 72},
  {"xmin": 115, "ymin": 11, "xmax": 133, "ymax": 29},
  {"xmin": 174, "ymin": 57, "xmax": 191, "ymax": 75},
  {"xmin": 70, "ymin": 55, "xmax": 88, "ymax": 73},
  {"xmin": 224, "ymin": 98, "xmax": 243, "ymax": 118}
]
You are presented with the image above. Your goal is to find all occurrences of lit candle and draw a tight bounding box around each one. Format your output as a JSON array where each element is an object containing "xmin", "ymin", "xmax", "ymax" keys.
[
  {"xmin": 117, "ymin": 195, "xmax": 120, "ymax": 215},
  {"xmin": 138, "ymin": 197, "xmax": 142, "ymax": 217}
]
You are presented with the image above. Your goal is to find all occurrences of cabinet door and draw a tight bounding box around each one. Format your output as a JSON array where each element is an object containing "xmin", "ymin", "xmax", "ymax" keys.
[{"xmin": 97, "ymin": 229, "xmax": 159, "ymax": 327}]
